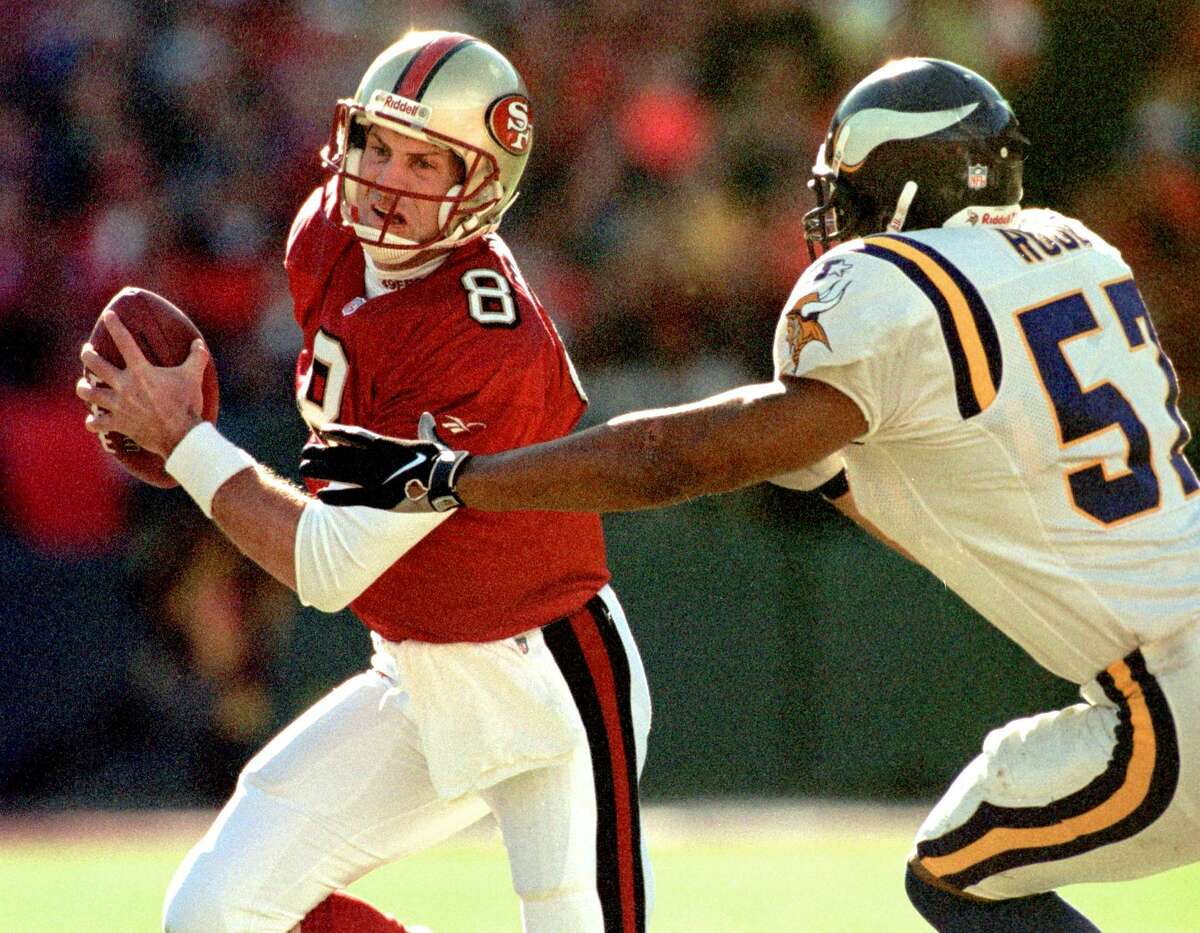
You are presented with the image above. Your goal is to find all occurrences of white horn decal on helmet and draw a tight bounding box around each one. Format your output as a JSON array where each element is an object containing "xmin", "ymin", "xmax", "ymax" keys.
[{"xmin": 834, "ymin": 103, "xmax": 980, "ymax": 173}]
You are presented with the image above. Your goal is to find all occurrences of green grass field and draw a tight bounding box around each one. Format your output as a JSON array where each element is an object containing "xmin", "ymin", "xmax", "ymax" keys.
[{"xmin": 2, "ymin": 802, "xmax": 1197, "ymax": 931}]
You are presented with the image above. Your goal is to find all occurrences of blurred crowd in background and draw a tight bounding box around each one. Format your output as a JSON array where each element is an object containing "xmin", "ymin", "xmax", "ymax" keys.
[{"xmin": 1, "ymin": 0, "xmax": 1198, "ymax": 807}]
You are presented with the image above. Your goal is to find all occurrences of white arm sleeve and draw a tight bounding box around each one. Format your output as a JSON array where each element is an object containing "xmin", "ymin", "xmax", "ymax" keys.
[
  {"xmin": 770, "ymin": 452, "xmax": 846, "ymax": 492},
  {"xmin": 294, "ymin": 499, "xmax": 453, "ymax": 612}
]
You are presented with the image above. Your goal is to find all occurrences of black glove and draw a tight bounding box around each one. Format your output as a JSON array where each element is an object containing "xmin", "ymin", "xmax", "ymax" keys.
[{"xmin": 299, "ymin": 412, "xmax": 470, "ymax": 512}]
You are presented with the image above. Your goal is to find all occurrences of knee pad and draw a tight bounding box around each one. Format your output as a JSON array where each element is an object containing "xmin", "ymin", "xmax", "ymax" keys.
[
  {"xmin": 518, "ymin": 887, "xmax": 604, "ymax": 933},
  {"xmin": 162, "ymin": 849, "xmax": 284, "ymax": 933},
  {"xmin": 162, "ymin": 865, "xmax": 223, "ymax": 933}
]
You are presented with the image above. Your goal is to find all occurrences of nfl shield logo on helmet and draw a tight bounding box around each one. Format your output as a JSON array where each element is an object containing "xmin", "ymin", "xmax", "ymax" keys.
[{"xmin": 967, "ymin": 163, "xmax": 989, "ymax": 190}]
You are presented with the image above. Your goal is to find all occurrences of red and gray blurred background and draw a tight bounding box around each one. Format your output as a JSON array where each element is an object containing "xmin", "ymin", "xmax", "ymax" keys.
[{"xmin": 1, "ymin": 0, "xmax": 1197, "ymax": 808}]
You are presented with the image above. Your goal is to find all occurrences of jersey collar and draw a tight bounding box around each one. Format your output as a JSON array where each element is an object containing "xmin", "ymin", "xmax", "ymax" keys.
[
  {"xmin": 943, "ymin": 204, "xmax": 1022, "ymax": 229},
  {"xmin": 363, "ymin": 249, "xmax": 451, "ymax": 297}
]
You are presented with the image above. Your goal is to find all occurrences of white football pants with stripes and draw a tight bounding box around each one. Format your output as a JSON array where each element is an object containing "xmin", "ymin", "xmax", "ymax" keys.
[
  {"xmin": 910, "ymin": 619, "xmax": 1200, "ymax": 900},
  {"xmin": 162, "ymin": 586, "xmax": 653, "ymax": 932}
]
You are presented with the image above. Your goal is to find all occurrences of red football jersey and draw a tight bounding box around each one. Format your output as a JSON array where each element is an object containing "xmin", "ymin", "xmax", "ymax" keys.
[{"xmin": 285, "ymin": 181, "xmax": 610, "ymax": 643}]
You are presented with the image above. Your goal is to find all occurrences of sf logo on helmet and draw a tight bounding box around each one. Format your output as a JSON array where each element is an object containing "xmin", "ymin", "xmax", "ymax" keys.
[{"xmin": 487, "ymin": 95, "xmax": 532, "ymax": 154}]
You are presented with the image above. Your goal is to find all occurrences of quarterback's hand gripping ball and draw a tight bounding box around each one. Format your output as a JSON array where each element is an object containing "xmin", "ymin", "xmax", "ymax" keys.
[
  {"xmin": 300, "ymin": 412, "xmax": 470, "ymax": 512},
  {"xmin": 80, "ymin": 287, "xmax": 220, "ymax": 488}
]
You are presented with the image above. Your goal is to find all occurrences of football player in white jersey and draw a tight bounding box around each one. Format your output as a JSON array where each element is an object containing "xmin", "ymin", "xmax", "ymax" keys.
[{"xmin": 300, "ymin": 59, "xmax": 1200, "ymax": 930}]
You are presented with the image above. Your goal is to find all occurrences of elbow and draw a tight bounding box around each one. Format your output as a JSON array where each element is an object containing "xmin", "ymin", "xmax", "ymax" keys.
[
  {"xmin": 302, "ymin": 588, "xmax": 352, "ymax": 614},
  {"xmin": 646, "ymin": 424, "xmax": 765, "ymax": 504},
  {"xmin": 630, "ymin": 420, "xmax": 726, "ymax": 506},
  {"xmin": 296, "ymin": 563, "xmax": 354, "ymax": 613}
]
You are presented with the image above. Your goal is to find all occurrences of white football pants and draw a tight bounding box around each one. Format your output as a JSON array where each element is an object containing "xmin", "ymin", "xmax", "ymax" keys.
[
  {"xmin": 162, "ymin": 586, "xmax": 653, "ymax": 932},
  {"xmin": 911, "ymin": 619, "xmax": 1200, "ymax": 900}
]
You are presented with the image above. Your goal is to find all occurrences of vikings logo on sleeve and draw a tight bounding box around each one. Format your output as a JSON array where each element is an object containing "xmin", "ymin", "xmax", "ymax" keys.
[{"xmin": 785, "ymin": 258, "xmax": 853, "ymax": 369}]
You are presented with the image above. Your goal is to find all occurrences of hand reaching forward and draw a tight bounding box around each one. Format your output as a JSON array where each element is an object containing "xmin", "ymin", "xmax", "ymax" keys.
[
  {"xmin": 299, "ymin": 412, "xmax": 471, "ymax": 512},
  {"xmin": 76, "ymin": 310, "xmax": 209, "ymax": 457}
]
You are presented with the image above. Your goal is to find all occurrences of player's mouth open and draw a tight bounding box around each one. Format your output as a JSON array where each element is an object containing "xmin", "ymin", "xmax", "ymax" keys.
[{"xmin": 370, "ymin": 204, "xmax": 405, "ymax": 228}]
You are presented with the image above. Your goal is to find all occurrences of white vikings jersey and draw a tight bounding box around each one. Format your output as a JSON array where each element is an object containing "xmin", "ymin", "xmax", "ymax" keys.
[{"xmin": 773, "ymin": 209, "xmax": 1200, "ymax": 684}]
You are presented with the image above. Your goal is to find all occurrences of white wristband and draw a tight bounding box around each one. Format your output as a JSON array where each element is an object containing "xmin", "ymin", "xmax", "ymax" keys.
[{"xmin": 164, "ymin": 421, "xmax": 257, "ymax": 518}]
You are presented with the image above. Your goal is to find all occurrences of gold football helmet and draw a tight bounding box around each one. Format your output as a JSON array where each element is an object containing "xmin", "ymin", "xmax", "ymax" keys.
[{"xmin": 322, "ymin": 30, "xmax": 532, "ymax": 259}]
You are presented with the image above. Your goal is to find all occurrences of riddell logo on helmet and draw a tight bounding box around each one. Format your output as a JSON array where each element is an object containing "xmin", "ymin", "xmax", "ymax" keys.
[
  {"xmin": 486, "ymin": 95, "xmax": 532, "ymax": 155},
  {"xmin": 967, "ymin": 209, "xmax": 1017, "ymax": 226},
  {"xmin": 369, "ymin": 90, "xmax": 432, "ymax": 126}
]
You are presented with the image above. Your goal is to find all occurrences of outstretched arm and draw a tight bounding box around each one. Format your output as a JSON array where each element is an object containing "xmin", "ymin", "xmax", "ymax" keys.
[
  {"xmin": 304, "ymin": 375, "xmax": 868, "ymax": 514},
  {"xmin": 454, "ymin": 375, "xmax": 867, "ymax": 512}
]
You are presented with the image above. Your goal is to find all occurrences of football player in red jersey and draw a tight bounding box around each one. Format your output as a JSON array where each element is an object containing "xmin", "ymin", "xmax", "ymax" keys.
[{"xmin": 77, "ymin": 31, "xmax": 651, "ymax": 933}]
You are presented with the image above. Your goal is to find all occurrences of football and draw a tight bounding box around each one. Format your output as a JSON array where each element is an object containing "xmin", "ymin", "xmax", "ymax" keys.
[{"xmin": 86, "ymin": 287, "xmax": 220, "ymax": 488}]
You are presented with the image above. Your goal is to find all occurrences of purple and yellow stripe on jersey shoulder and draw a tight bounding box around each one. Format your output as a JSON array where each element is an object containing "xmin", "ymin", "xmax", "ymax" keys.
[
  {"xmin": 857, "ymin": 234, "xmax": 1003, "ymax": 418},
  {"xmin": 912, "ymin": 649, "xmax": 1179, "ymax": 892}
]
